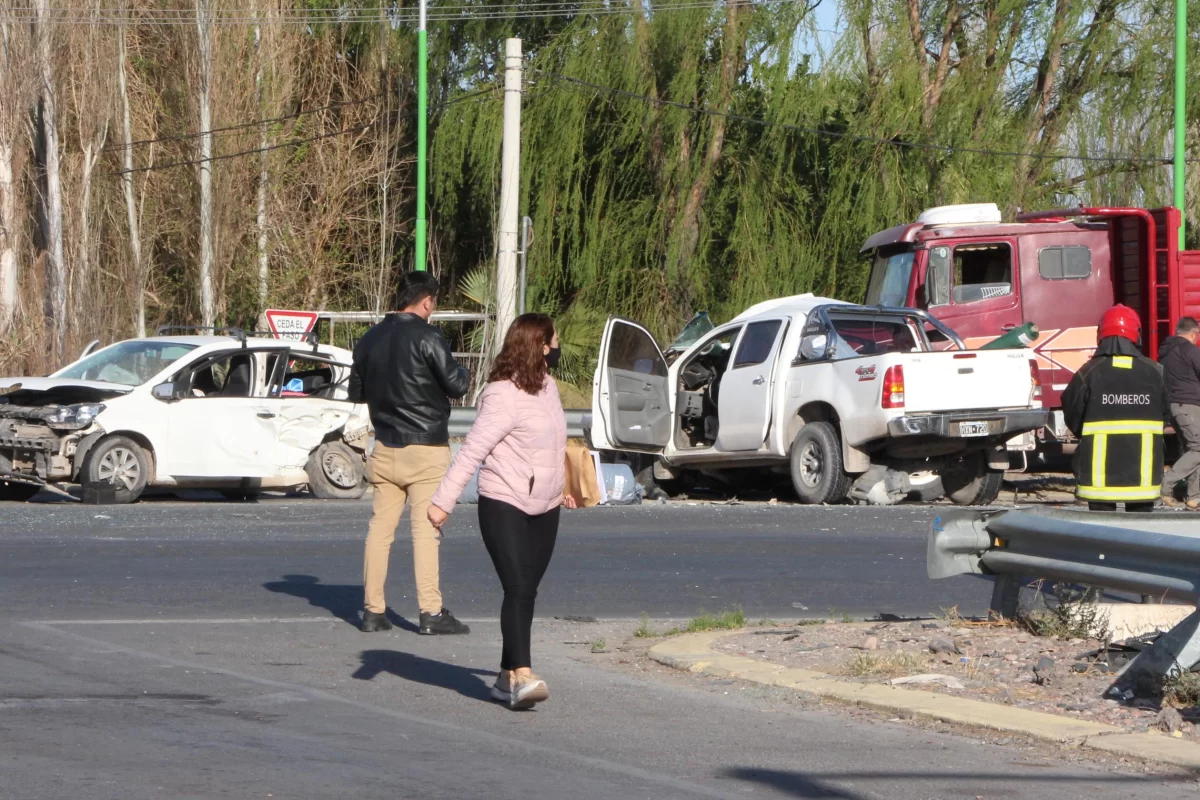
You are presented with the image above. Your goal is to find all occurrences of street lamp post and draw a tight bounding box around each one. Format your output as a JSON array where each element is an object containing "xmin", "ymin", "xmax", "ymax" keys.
[
  {"xmin": 1176, "ymin": 0, "xmax": 1187, "ymax": 249},
  {"xmin": 415, "ymin": 0, "xmax": 428, "ymax": 271}
]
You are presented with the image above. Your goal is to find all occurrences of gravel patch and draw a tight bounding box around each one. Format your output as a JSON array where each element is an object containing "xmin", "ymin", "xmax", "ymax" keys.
[{"xmin": 713, "ymin": 618, "xmax": 1200, "ymax": 741}]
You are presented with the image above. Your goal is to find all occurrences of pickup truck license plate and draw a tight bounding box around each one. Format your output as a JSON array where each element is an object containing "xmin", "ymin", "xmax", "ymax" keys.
[{"xmin": 957, "ymin": 421, "xmax": 991, "ymax": 437}]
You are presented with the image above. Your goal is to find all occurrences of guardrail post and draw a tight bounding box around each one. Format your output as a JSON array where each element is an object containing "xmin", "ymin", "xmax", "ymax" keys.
[
  {"xmin": 989, "ymin": 574, "xmax": 1022, "ymax": 620},
  {"xmin": 1112, "ymin": 609, "xmax": 1200, "ymax": 693}
]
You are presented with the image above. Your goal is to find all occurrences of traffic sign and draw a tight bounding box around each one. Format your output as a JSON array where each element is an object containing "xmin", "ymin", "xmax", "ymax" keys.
[{"xmin": 264, "ymin": 309, "xmax": 319, "ymax": 341}]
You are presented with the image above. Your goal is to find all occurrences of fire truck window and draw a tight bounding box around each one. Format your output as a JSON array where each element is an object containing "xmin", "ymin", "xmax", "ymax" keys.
[
  {"xmin": 952, "ymin": 243, "xmax": 1012, "ymax": 303},
  {"xmin": 1038, "ymin": 246, "xmax": 1091, "ymax": 280},
  {"xmin": 865, "ymin": 250, "xmax": 914, "ymax": 306}
]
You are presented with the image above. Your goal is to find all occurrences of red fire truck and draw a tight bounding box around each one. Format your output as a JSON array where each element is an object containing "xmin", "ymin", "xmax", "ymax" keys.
[{"xmin": 860, "ymin": 203, "xmax": 1200, "ymax": 451}]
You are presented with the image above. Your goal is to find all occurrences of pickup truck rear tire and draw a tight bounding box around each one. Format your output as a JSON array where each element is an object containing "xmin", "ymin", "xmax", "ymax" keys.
[
  {"xmin": 790, "ymin": 422, "xmax": 851, "ymax": 505},
  {"xmin": 306, "ymin": 441, "xmax": 368, "ymax": 500},
  {"xmin": 942, "ymin": 454, "xmax": 1004, "ymax": 506}
]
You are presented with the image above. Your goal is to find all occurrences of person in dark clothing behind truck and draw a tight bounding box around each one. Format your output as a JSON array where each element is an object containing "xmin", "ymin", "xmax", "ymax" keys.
[
  {"xmin": 348, "ymin": 271, "xmax": 473, "ymax": 635},
  {"xmin": 1061, "ymin": 304, "xmax": 1169, "ymax": 512},
  {"xmin": 1159, "ymin": 316, "xmax": 1200, "ymax": 508}
]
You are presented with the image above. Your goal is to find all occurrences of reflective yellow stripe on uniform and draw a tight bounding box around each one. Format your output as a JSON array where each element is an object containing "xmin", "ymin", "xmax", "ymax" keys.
[
  {"xmin": 1080, "ymin": 421, "xmax": 1165, "ymax": 435},
  {"xmin": 1141, "ymin": 432, "xmax": 1153, "ymax": 488},
  {"xmin": 1092, "ymin": 433, "xmax": 1107, "ymax": 488},
  {"xmin": 1077, "ymin": 484, "xmax": 1160, "ymax": 501},
  {"xmin": 1112, "ymin": 356, "xmax": 1133, "ymax": 369}
]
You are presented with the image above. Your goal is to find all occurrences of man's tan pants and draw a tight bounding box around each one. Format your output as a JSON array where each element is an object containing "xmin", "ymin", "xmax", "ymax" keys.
[{"xmin": 363, "ymin": 443, "xmax": 451, "ymax": 615}]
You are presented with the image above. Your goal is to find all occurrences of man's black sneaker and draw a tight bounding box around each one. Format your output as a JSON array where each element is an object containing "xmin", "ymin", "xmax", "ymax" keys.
[
  {"xmin": 361, "ymin": 610, "xmax": 394, "ymax": 633},
  {"xmin": 419, "ymin": 608, "xmax": 470, "ymax": 635}
]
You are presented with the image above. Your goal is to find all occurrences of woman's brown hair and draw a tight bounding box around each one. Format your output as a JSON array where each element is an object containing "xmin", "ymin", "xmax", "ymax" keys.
[{"xmin": 488, "ymin": 313, "xmax": 556, "ymax": 394}]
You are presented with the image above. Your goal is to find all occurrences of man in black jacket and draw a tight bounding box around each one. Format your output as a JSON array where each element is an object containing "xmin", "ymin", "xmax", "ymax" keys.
[
  {"xmin": 1159, "ymin": 316, "xmax": 1200, "ymax": 508},
  {"xmin": 349, "ymin": 272, "xmax": 472, "ymax": 634},
  {"xmin": 1062, "ymin": 305, "xmax": 1169, "ymax": 512}
]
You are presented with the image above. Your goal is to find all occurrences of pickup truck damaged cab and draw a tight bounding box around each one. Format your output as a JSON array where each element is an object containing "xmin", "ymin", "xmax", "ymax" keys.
[
  {"xmin": 0, "ymin": 333, "xmax": 371, "ymax": 503},
  {"xmin": 590, "ymin": 295, "xmax": 1047, "ymax": 505}
]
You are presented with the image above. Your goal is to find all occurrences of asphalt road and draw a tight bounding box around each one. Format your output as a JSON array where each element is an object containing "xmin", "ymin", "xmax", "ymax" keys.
[
  {"xmin": 0, "ymin": 497, "xmax": 994, "ymax": 620},
  {"xmin": 4, "ymin": 496, "xmax": 1192, "ymax": 799}
]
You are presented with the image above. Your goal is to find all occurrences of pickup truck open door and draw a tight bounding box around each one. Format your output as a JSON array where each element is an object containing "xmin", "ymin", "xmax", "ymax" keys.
[{"xmin": 591, "ymin": 317, "xmax": 672, "ymax": 453}]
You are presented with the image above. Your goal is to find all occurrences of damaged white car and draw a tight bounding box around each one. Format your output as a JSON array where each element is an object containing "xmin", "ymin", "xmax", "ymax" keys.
[{"xmin": 0, "ymin": 331, "xmax": 371, "ymax": 503}]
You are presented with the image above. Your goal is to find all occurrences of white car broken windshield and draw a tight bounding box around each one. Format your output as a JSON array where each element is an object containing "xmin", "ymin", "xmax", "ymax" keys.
[{"xmin": 53, "ymin": 341, "xmax": 197, "ymax": 386}]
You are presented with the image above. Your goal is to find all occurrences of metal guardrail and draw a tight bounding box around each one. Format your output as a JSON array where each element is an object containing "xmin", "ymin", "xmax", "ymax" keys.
[
  {"xmin": 448, "ymin": 407, "xmax": 591, "ymax": 439},
  {"xmin": 928, "ymin": 507, "xmax": 1200, "ymax": 690}
]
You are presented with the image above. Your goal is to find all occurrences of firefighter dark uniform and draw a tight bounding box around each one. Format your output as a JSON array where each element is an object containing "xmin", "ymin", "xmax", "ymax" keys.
[{"xmin": 1061, "ymin": 305, "xmax": 1169, "ymax": 510}]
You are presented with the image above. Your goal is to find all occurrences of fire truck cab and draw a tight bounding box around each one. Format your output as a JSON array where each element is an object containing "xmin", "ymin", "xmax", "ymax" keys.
[{"xmin": 861, "ymin": 203, "xmax": 1200, "ymax": 449}]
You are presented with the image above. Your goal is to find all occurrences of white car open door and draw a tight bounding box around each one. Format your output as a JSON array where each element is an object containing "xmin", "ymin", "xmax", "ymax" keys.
[{"xmin": 591, "ymin": 317, "xmax": 672, "ymax": 453}]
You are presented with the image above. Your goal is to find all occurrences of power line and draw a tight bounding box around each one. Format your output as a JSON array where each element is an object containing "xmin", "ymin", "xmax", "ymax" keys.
[
  {"xmin": 110, "ymin": 119, "xmax": 375, "ymax": 176},
  {"xmin": 109, "ymin": 85, "xmax": 498, "ymax": 175},
  {"xmin": 105, "ymin": 92, "xmax": 386, "ymax": 152},
  {"xmin": 5, "ymin": 0, "xmax": 788, "ymax": 26},
  {"xmin": 535, "ymin": 69, "xmax": 1190, "ymax": 166}
]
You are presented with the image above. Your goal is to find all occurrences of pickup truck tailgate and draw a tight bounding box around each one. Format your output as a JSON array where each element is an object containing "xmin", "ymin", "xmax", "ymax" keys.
[{"xmin": 901, "ymin": 351, "xmax": 1034, "ymax": 413}]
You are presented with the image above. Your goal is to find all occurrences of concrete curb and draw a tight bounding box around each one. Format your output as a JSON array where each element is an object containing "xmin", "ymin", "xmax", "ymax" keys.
[{"xmin": 648, "ymin": 631, "xmax": 1200, "ymax": 770}]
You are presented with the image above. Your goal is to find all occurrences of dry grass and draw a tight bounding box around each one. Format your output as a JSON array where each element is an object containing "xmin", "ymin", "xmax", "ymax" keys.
[
  {"xmin": 840, "ymin": 651, "xmax": 931, "ymax": 678},
  {"xmin": 1163, "ymin": 668, "xmax": 1200, "ymax": 708}
]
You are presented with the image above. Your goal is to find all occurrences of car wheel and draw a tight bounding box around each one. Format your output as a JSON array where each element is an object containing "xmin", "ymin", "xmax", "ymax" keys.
[
  {"xmin": 0, "ymin": 480, "xmax": 40, "ymax": 502},
  {"xmin": 789, "ymin": 422, "xmax": 851, "ymax": 505},
  {"xmin": 306, "ymin": 441, "xmax": 367, "ymax": 500},
  {"xmin": 942, "ymin": 453, "xmax": 1004, "ymax": 506},
  {"xmin": 82, "ymin": 435, "xmax": 149, "ymax": 504}
]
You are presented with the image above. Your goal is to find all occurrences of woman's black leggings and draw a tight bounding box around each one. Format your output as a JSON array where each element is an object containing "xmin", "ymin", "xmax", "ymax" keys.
[{"xmin": 477, "ymin": 496, "xmax": 560, "ymax": 671}]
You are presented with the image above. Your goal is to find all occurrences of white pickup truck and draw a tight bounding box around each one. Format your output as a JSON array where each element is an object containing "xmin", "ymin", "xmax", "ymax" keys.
[{"xmin": 590, "ymin": 294, "xmax": 1047, "ymax": 505}]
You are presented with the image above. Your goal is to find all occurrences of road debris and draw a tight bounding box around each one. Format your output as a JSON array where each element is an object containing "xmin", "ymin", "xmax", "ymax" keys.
[{"xmin": 888, "ymin": 673, "xmax": 966, "ymax": 690}]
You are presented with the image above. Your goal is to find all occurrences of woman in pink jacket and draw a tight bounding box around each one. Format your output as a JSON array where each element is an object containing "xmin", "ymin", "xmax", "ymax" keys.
[{"xmin": 428, "ymin": 314, "xmax": 575, "ymax": 710}]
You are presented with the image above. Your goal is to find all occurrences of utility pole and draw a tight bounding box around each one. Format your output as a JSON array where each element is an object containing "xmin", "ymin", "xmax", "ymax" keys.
[
  {"xmin": 519, "ymin": 215, "xmax": 532, "ymax": 316},
  {"xmin": 1175, "ymin": 0, "xmax": 1187, "ymax": 249},
  {"xmin": 415, "ymin": 0, "xmax": 428, "ymax": 271},
  {"xmin": 494, "ymin": 38, "xmax": 522, "ymax": 353}
]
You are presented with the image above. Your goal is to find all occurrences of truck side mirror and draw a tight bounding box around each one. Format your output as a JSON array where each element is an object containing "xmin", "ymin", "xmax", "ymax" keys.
[{"xmin": 799, "ymin": 334, "xmax": 829, "ymax": 361}]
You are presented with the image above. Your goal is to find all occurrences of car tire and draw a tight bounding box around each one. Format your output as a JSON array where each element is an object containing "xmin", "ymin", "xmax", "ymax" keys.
[
  {"xmin": 789, "ymin": 422, "xmax": 851, "ymax": 505},
  {"xmin": 306, "ymin": 441, "xmax": 367, "ymax": 500},
  {"xmin": 0, "ymin": 480, "xmax": 40, "ymax": 502},
  {"xmin": 942, "ymin": 453, "xmax": 1004, "ymax": 506},
  {"xmin": 82, "ymin": 435, "xmax": 149, "ymax": 504}
]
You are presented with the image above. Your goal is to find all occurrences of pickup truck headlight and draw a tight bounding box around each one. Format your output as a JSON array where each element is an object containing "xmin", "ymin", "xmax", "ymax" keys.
[{"xmin": 45, "ymin": 403, "xmax": 106, "ymax": 430}]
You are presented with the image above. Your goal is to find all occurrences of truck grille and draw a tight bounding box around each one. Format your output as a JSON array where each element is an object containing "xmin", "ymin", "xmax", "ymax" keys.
[{"xmin": 0, "ymin": 436, "xmax": 54, "ymax": 451}]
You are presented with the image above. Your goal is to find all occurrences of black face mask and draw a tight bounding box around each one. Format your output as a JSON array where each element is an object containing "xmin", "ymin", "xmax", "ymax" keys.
[{"xmin": 545, "ymin": 346, "xmax": 561, "ymax": 370}]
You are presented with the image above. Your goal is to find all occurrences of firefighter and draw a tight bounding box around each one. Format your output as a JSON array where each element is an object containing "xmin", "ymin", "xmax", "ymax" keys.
[{"xmin": 1061, "ymin": 304, "xmax": 1169, "ymax": 512}]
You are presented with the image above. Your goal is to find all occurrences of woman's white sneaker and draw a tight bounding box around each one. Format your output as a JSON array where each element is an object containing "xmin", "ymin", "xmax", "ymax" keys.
[{"xmin": 509, "ymin": 674, "xmax": 549, "ymax": 710}]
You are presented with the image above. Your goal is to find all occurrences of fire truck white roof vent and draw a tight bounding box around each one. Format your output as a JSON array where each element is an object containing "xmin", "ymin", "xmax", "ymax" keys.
[{"xmin": 916, "ymin": 203, "xmax": 1002, "ymax": 227}]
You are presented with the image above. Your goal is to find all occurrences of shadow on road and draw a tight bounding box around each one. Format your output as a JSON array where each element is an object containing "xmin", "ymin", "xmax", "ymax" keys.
[
  {"xmin": 262, "ymin": 574, "xmax": 418, "ymax": 632},
  {"xmin": 353, "ymin": 649, "xmax": 497, "ymax": 702},
  {"xmin": 721, "ymin": 767, "xmax": 1188, "ymax": 798}
]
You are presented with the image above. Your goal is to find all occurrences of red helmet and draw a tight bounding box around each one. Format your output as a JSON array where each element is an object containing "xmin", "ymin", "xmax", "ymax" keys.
[{"xmin": 1098, "ymin": 304, "xmax": 1141, "ymax": 343}]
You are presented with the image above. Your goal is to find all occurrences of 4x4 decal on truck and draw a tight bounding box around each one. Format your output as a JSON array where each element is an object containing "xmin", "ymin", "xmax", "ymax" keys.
[{"xmin": 856, "ymin": 364, "xmax": 877, "ymax": 381}]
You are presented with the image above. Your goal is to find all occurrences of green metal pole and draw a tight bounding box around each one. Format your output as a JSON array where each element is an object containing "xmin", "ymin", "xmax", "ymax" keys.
[
  {"xmin": 415, "ymin": 2, "xmax": 428, "ymax": 271},
  {"xmin": 1176, "ymin": 0, "xmax": 1187, "ymax": 249}
]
